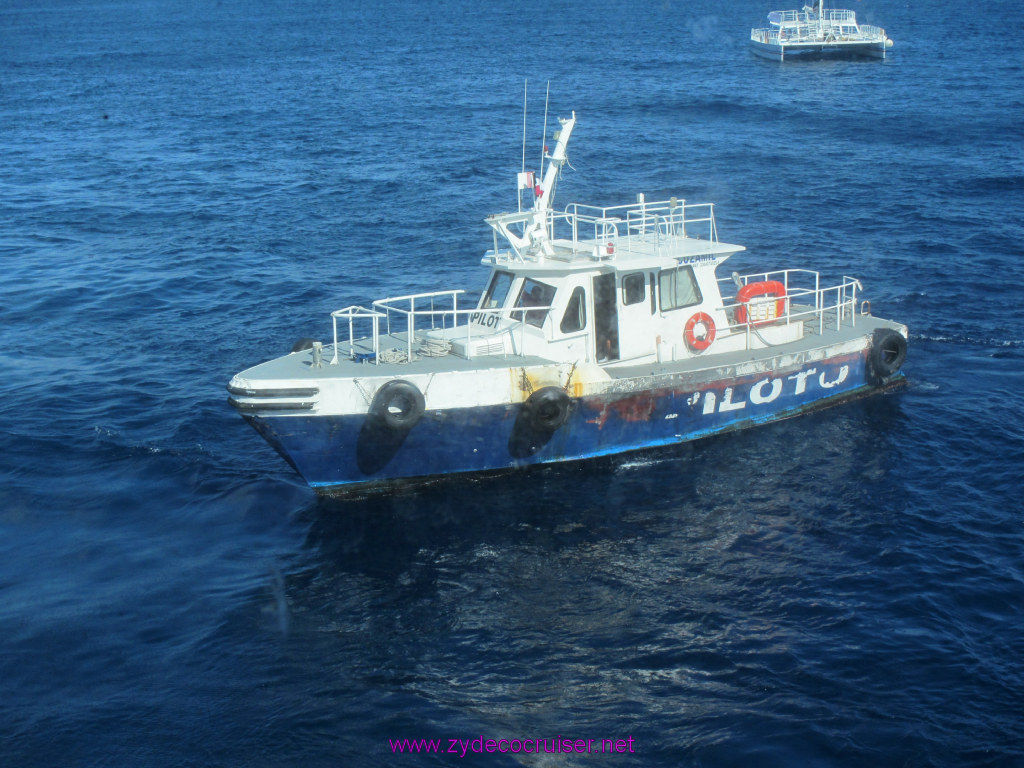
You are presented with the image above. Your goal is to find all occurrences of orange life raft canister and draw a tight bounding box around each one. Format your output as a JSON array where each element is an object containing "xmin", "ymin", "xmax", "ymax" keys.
[{"xmin": 735, "ymin": 280, "xmax": 787, "ymax": 326}]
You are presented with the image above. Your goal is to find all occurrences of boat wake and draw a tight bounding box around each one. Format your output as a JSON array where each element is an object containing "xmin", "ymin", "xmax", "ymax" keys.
[{"xmin": 910, "ymin": 332, "xmax": 1024, "ymax": 351}]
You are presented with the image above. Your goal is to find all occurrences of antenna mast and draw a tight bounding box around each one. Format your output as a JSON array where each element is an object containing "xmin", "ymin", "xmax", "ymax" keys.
[
  {"xmin": 539, "ymin": 81, "xmax": 550, "ymax": 196},
  {"xmin": 519, "ymin": 80, "xmax": 528, "ymax": 213},
  {"xmin": 521, "ymin": 80, "xmax": 528, "ymax": 175}
]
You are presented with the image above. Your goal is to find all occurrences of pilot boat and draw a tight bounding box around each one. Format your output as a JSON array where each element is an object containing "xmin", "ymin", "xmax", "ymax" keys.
[
  {"xmin": 227, "ymin": 111, "xmax": 907, "ymax": 495},
  {"xmin": 750, "ymin": 0, "xmax": 893, "ymax": 61}
]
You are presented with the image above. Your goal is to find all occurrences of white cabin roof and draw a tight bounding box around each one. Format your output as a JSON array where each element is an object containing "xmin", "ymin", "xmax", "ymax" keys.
[{"xmin": 483, "ymin": 233, "xmax": 744, "ymax": 274}]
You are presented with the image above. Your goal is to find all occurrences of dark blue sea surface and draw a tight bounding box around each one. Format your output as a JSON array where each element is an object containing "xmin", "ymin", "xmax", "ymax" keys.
[{"xmin": 2, "ymin": 0, "xmax": 1023, "ymax": 765}]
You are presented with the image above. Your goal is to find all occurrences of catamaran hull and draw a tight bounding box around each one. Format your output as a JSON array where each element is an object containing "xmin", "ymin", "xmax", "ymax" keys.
[
  {"xmin": 242, "ymin": 349, "xmax": 899, "ymax": 495},
  {"xmin": 750, "ymin": 40, "xmax": 889, "ymax": 61}
]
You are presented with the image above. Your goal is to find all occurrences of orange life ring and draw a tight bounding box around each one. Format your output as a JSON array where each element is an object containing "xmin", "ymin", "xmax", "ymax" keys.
[
  {"xmin": 684, "ymin": 312, "xmax": 716, "ymax": 351},
  {"xmin": 735, "ymin": 280, "xmax": 787, "ymax": 325}
]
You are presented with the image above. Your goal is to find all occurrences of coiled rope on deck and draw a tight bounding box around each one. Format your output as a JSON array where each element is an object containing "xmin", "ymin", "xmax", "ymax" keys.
[
  {"xmin": 418, "ymin": 338, "xmax": 452, "ymax": 358},
  {"xmin": 377, "ymin": 337, "xmax": 452, "ymax": 364}
]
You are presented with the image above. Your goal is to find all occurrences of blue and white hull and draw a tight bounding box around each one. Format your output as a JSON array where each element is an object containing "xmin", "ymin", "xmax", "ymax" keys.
[{"xmin": 234, "ymin": 337, "xmax": 903, "ymax": 495}]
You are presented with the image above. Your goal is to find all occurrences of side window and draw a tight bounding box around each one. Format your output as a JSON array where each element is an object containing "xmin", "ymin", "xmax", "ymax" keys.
[
  {"xmin": 621, "ymin": 273, "xmax": 645, "ymax": 306},
  {"xmin": 658, "ymin": 266, "xmax": 702, "ymax": 311},
  {"xmin": 512, "ymin": 278, "xmax": 556, "ymax": 328},
  {"xmin": 560, "ymin": 286, "xmax": 586, "ymax": 333},
  {"xmin": 480, "ymin": 270, "xmax": 514, "ymax": 309}
]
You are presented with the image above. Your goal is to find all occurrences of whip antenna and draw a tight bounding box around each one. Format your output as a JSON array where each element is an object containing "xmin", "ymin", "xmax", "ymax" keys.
[
  {"xmin": 521, "ymin": 79, "xmax": 528, "ymax": 175},
  {"xmin": 519, "ymin": 80, "xmax": 528, "ymax": 212},
  {"xmin": 540, "ymin": 81, "xmax": 550, "ymax": 189}
]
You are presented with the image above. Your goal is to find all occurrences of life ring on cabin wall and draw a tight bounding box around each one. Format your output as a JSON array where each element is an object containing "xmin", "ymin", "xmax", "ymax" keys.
[
  {"xmin": 684, "ymin": 312, "xmax": 716, "ymax": 352},
  {"xmin": 735, "ymin": 280, "xmax": 787, "ymax": 326}
]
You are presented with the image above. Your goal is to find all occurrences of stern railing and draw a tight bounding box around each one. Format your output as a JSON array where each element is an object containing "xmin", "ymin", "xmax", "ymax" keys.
[
  {"xmin": 718, "ymin": 268, "xmax": 862, "ymax": 347},
  {"xmin": 753, "ymin": 8, "xmax": 867, "ymax": 44}
]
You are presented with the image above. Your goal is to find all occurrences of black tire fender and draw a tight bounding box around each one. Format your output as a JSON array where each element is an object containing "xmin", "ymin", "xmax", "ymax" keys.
[
  {"xmin": 868, "ymin": 329, "xmax": 907, "ymax": 381},
  {"xmin": 370, "ymin": 380, "xmax": 425, "ymax": 431},
  {"xmin": 524, "ymin": 386, "xmax": 571, "ymax": 433}
]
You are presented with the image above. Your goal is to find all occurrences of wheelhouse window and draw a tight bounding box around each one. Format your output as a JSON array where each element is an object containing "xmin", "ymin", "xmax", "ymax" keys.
[
  {"xmin": 480, "ymin": 270, "xmax": 514, "ymax": 309},
  {"xmin": 658, "ymin": 266, "xmax": 702, "ymax": 311},
  {"xmin": 512, "ymin": 278, "xmax": 556, "ymax": 328},
  {"xmin": 622, "ymin": 272, "xmax": 645, "ymax": 306},
  {"xmin": 560, "ymin": 286, "xmax": 586, "ymax": 333}
]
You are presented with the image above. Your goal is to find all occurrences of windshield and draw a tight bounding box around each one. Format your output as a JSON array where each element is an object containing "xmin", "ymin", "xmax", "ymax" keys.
[
  {"xmin": 480, "ymin": 270, "xmax": 514, "ymax": 310},
  {"xmin": 512, "ymin": 278, "xmax": 556, "ymax": 328}
]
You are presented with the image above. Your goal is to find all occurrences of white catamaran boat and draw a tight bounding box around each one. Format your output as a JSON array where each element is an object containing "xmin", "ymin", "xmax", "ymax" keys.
[
  {"xmin": 750, "ymin": 0, "xmax": 893, "ymax": 61},
  {"xmin": 228, "ymin": 111, "xmax": 908, "ymax": 495}
]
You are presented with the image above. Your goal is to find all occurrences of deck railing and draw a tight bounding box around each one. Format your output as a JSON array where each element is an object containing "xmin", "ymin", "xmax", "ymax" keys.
[
  {"xmin": 718, "ymin": 268, "xmax": 862, "ymax": 347},
  {"xmin": 490, "ymin": 198, "xmax": 718, "ymax": 263},
  {"xmin": 562, "ymin": 199, "xmax": 718, "ymax": 256},
  {"xmin": 330, "ymin": 306, "xmax": 386, "ymax": 365},
  {"xmin": 330, "ymin": 289, "xmax": 547, "ymax": 364},
  {"xmin": 858, "ymin": 24, "xmax": 886, "ymax": 39},
  {"xmin": 764, "ymin": 8, "xmax": 857, "ymax": 26},
  {"xmin": 753, "ymin": 8, "xmax": 881, "ymax": 45}
]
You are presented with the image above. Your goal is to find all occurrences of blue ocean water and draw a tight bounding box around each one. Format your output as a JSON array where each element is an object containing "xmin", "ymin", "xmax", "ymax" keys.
[{"xmin": 2, "ymin": 0, "xmax": 1023, "ymax": 765}]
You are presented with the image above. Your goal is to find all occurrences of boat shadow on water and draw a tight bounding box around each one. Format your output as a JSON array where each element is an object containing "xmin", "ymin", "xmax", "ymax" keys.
[
  {"xmin": 233, "ymin": 390, "xmax": 912, "ymax": 672},
  {"xmin": 291, "ymin": 384, "xmax": 909, "ymax": 580},
  {"xmin": 296, "ymin": 453, "xmax": 695, "ymax": 578}
]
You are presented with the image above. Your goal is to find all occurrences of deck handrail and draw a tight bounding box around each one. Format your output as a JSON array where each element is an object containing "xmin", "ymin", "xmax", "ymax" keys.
[
  {"xmin": 345, "ymin": 289, "xmax": 553, "ymax": 362},
  {"xmin": 332, "ymin": 300, "xmax": 544, "ymax": 364},
  {"xmin": 718, "ymin": 268, "xmax": 861, "ymax": 347},
  {"xmin": 753, "ymin": 8, "xmax": 884, "ymax": 44},
  {"xmin": 563, "ymin": 199, "xmax": 717, "ymax": 256},
  {"xmin": 489, "ymin": 197, "xmax": 718, "ymax": 262},
  {"xmin": 763, "ymin": 8, "xmax": 857, "ymax": 26},
  {"xmin": 330, "ymin": 305, "xmax": 385, "ymax": 365}
]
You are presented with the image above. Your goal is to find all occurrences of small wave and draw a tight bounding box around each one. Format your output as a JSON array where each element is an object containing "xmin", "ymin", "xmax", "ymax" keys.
[
  {"xmin": 614, "ymin": 456, "xmax": 671, "ymax": 472},
  {"xmin": 959, "ymin": 175, "xmax": 1024, "ymax": 194},
  {"xmin": 910, "ymin": 332, "xmax": 1024, "ymax": 350},
  {"xmin": 92, "ymin": 423, "xmax": 211, "ymax": 461}
]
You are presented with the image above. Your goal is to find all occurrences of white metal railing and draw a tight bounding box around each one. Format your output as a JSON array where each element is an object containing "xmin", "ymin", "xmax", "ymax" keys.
[
  {"xmin": 563, "ymin": 199, "xmax": 717, "ymax": 256},
  {"xmin": 717, "ymin": 269, "xmax": 862, "ymax": 349},
  {"xmin": 752, "ymin": 8, "xmax": 883, "ymax": 45},
  {"xmin": 329, "ymin": 289, "xmax": 551, "ymax": 364},
  {"xmin": 489, "ymin": 198, "xmax": 719, "ymax": 263},
  {"xmin": 330, "ymin": 306, "xmax": 384, "ymax": 364},
  {"xmin": 765, "ymin": 8, "xmax": 858, "ymax": 27},
  {"xmin": 752, "ymin": 28, "xmax": 780, "ymax": 45}
]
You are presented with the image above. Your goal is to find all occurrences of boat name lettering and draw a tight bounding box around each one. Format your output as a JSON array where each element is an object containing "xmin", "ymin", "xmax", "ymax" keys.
[
  {"xmin": 677, "ymin": 254, "xmax": 718, "ymax": 265},
  {"xmin": 693, "ymin": 366, "xmax": 849, "ymax": 415},
  {"xmin": 470, "ymin": 311, "xmax": 501, "ymax": 328}
]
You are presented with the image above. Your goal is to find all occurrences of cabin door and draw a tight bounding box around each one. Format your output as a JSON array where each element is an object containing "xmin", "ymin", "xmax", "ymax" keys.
[
  {"xmin": 615, "ymin": 271, "xmax": 657, "ymax": 361},
  {"xmin": 593, "ymin": 273, "xmax": 619, "ymax": 363}
]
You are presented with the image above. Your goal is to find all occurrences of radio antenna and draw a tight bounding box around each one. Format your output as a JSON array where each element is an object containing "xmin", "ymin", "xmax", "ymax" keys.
[
  {"xmin": 521, "ymin": 80, "xmax": 528, "ymax": 175},
  {"xmin": 519, "ymin": 80, "xmax": 528, "ymax": 212},
  {"xmin": 539, "ymin": 81, "xmax": 550, "ymax": 189}
]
